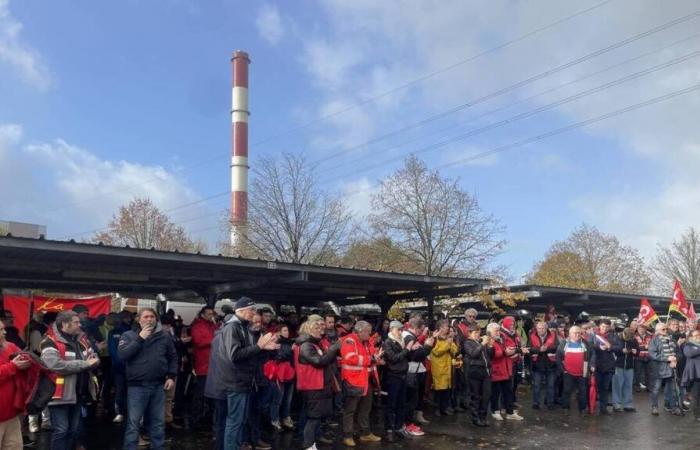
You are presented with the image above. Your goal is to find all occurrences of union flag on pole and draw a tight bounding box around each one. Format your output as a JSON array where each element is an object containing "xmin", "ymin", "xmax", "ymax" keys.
[
  {"xmin": 668, "ymin": 279, "xmax": 690, "ymax": 319},
  {"xmin": 636, "ymin": 298, "xmax": 659, "ymax": 326}
]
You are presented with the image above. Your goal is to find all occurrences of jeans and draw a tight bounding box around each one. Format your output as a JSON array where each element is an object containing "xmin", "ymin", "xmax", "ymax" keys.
[
  {"xmin": 270, "ymin": 381, "xmax": 294, "ymax": 422},
  {"xmin": 612, "ymin": 367, "xmax": 634, "ymax": 408},
  {"xmin": 124, "ymin": 383, "xmax": 166, "ymax": 450},
  {"xmin": 490, "ymin": 379, "xmax": 514, "ymax": 415},
  {"xmin": 650, "ymin": 377, "xmax": 676, "ymax": 408},
  {"xmin": 597, "ymin": 371, "xmax": 614, "ymax": 412},
  {"xmin": 49, "ymin": 404, "xmax": 82, "ymax": 450},
  {"xmin": 213, "ymin": 398, "xmax": 227, "ymax": 450},
  {"xmin": 561, "ymin": 374, "xmax": 587, "ymax": 411},
  {"xmin": 634, "ymin": 359, "xmax": 650, "ymax": 387},
  {"xmin": 224, "ymin": 391, "xmax": 250, "ymax": 450},
  {"xmin": 532, "ymin": 369, "xmax": 556, "ymax": 407},
  {"xmin": 384, "ymin": 377, "xmax": 406, "ymax": 431}
]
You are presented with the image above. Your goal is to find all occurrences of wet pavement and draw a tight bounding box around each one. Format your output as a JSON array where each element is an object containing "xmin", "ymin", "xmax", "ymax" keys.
[{"xmin": 30, "ymin": 391, "xmax": 697, "ymax": 450}]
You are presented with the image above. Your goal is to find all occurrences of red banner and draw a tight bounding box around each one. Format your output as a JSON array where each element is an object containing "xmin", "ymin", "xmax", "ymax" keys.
[
  {"xmin": 32, "ymin": 295, "xmax": 111, "ymax": 318},
  {"xmin": 2, "ymin": 294, "xmax": 31, "ymax": 339}
]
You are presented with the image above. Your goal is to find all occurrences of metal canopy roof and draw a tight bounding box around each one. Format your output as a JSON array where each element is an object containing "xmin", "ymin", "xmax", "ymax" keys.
[
  {"xmin": 0, "ymin": 236, "xmax": 487, "ymax": 307},
  {"xmin": 505, "ymin": 284, "xmax": 694, "ymax": 316}
]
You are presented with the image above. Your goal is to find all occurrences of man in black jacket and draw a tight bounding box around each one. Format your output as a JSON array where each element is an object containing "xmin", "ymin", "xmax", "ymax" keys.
[
  {"xmin": 218, "ymin": 297, "xmax": 279, "ymax": 450},
  {"xmin": 118, "ymin": 308, "xmax": 177, "ymax": 450},
  {"xmin": 592, "ymin": 319, "xmax": 621, "ymax": 415}
]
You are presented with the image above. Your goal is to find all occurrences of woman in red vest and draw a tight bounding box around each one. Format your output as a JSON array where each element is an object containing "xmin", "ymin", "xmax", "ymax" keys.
[{"xmin": 294, "ymin": 317, "xmax": 341, "ymax": 450}]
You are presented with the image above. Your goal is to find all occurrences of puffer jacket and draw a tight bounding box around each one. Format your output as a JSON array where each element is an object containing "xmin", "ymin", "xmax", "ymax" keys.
[
  {"xmin": 462, "ymin": 338, "xmax": 491, "ymax": 378},
  {"xmin": 296, "ymin": 334, "xmax": 340, "ymax": 419},
  {"xmin": 612, "ymin": 336, "xmax": 638, "ymax": 370},
  {"xmin": 117, "ymin": 322, "xmax": 177, "ymax": 385},
  {"xmin": 382, "ymin": 335, "xmax": 409, "ymax": 379},
  {"xmin": 190, "ymin": 317, "xmax": 218, "ymax": 376},
  {"xmin": 490, "ymin": 336, "xmax": 514, "ymax": 382}
]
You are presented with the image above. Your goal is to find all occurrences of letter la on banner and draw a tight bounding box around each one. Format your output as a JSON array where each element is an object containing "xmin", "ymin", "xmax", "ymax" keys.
[{"xmin": 32, "ymin": 295, "xmax": 111, "ymax": 317}]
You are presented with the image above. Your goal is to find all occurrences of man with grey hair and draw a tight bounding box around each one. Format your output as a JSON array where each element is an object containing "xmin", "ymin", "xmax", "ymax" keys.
[
  {"xmin": 41, "ymin": 310, "xmax": 100, "ymax": 450},
  {"xmin": 648, "ymin": 321, "xmax": 681, "ymax": 416},
  {"xmin": 339, "ymin": 320, "xmax": 383, "ymax": 446},
  {"xmin": 556, "ymin": 325, "xmax": 596, "ymax": 415}
]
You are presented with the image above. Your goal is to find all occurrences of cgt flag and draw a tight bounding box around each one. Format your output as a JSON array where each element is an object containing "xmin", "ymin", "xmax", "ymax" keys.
[
  {"xmin": 636, "ymin": 298, "xmax": 659, "ymax": 326},
  {"xmin": 668, "ymin": 279, "xmax": 690, "ymax": 319}
]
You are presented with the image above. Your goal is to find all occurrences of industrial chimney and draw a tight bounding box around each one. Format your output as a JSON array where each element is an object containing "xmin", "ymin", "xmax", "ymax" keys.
[{"xmin": 230, "ymin": 50, "xmax": 250, "ymax": 248}]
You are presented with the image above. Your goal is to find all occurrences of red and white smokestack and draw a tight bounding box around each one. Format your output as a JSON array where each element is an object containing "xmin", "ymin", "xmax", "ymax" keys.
[{"xmin": 230, "ymin": 50, "xmax": 250, "ymax": 247}]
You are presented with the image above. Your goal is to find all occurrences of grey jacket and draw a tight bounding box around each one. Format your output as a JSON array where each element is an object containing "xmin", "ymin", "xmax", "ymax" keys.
[
  {"xmin": 40, "ymin": 324, "xmax": 97, "ymax": 406},
  {"xmin": 648, "ymin": 334, "xmax": 678, "ymax": 379}
]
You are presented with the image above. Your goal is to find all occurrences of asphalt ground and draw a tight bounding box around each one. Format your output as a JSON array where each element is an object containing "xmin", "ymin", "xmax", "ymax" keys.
[{"xmin": 28, "ymin": 391, "xmax": 697, "ymax": 450}]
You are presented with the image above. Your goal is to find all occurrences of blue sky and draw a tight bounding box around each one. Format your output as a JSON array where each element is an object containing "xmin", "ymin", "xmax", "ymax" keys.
[{"xmin": 1, "ymin": 0, "xmax": 700, "ymax": 280}]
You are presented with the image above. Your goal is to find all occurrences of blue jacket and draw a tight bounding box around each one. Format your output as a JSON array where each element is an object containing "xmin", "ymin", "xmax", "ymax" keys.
[
  {"xmin": 117, "ymin": 323, "xmax": 177, "ymax": 385},
  {"xmin": 108, "ymin": 323, "xmax": 131, "ymax": 373}
]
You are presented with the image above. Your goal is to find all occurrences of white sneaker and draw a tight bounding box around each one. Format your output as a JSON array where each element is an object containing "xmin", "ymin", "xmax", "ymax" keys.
[
  {"xmin": 491, "ymin": 412, "xmax": 503, "ymax": 421},
  {"xmin": 271, "ymin": 420, "xmax": 282, "ymax": 431},
  {"xmin": 28, "ymin": 415, "xmax": 39, "ymax": 433},
  {"xmin": 506, "ymin": 413, "xmax": 524, "ymax": 421},
  {"xmin": 113, "ymin": 414, "xmax": 124, "ymax": 424},
  {"xmin": 304, "ymin": 444, "xmax": 318, "ymax": 450}
]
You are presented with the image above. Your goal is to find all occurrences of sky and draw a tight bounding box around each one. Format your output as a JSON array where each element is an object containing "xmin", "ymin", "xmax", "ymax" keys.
[{"xmin": 1, "ymin": 0, "xmax": 700, "ymax": 282}]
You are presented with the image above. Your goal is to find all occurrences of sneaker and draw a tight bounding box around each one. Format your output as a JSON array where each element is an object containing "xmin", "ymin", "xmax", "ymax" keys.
[
  {"xmin": 28, "ymin": 416, "xmax": 39, "ymax": 433},
  {"xmin": 491, "ymin": 412, "xmax": 503, "ymax": 421},
  {"xmin": 505, "ymin": 413, "xmax": 524, "ymax": 421},
  {"xmin": 113, "ymin": 414, "xmax": 124, "ymax": 424},
  {"xmin": 664, "ymin": 405, "xmax": 672, "ymax": 412},
  {"xmin": 318, "ymin": 435, "xmax": 334, "ymax": 445},
  {"xmin": 138, "ymin": 437, "xmax": 149, "ymax": 447},
  {"xmin": 304, "ymin": 445, "xmax": 318, "ymax": 450},
  {"xmin": 651, "ymin": 406, "xmax": 659, "ymax": 416},
  {"xmin": 359, "ymin": 433, "xmax": 382, "ymax": 442},
  {"xmin": 405, "ymin": 424, "xmax": 425, "ymax": 436},
  {"xmin": 683, "ymin": 400, "xmax": 691, "ymax": 410},
  {"xmin": 671, "ymin": 408, "xmax": 683, "ymax": 416},
  {"xmin": 271, "ymin": 420, "xmax": 283, "ymax": 431},
  {"xmin": 414, "ymin": 411, "xmax": 430, "ymax": 424},
  {"xmin": 396, "ymin": 428, "xmax": 412, "ymax": 439},
  {"xmin": 613, "ymin": 406, "xmax": 623, "ymax": 413},
  {"xmin": 282, "ymin": 417, "xmax": 295, "ymax": 429},
  {"xmin": 639, "ymin": 383, "xmax": 647, "ymax": 390},
  {"xmin": 342, "ymin": 437, "xmax": 356, "ymax": 447}
]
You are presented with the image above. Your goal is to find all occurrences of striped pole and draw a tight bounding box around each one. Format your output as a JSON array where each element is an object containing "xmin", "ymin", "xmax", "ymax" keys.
[{"xmin": 230, "ymin": 50, "xmax": 250, "ymax": 248}]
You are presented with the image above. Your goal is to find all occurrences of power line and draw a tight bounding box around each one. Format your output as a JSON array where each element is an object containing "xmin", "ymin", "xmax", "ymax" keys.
[
  {"xmin": 331, "ymin": 82, "xmax": 700, "ymax": 201},
  {"xmin": 56, "ymin": 7, "xmax": 700, "ymax": 239},
  {"xmin": 320, "ymin": 32, "xmax": 700, "ymax": 175},
  {"xmin": 317, "ymin": 48, "xmax": 700, "ymax": 183},
  {"xmin": 246, "ymin": 0, "xmax": 617, "ymax": 148},
  {"xmin": 312, "ymin": 8, "xmax": 700, "ymax": 166},
  {"xmin": 25, "ymin": 1, "xmax": 616, "ymax": 217}
]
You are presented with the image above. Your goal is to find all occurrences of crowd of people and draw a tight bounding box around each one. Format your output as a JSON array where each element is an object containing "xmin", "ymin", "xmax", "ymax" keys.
[{"xmin": 1, "ymin": 300, "xmax": 700, "ymax": 450}]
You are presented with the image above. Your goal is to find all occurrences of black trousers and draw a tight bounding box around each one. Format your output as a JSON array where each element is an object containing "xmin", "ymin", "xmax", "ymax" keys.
[
  {"xmin": 468, "ymin": 375, "xmax": 491, "ymax": 422},
  {"xmin": 490, "ymin": 379, "xmax": 514, "ymax": 415},
  {"xmin": 561, "ymin": 373, "xmax": 587, "ymax": 411},
  {"xmin": 384, "ymin": 377, "xmax": 407, "ymax": 431}
]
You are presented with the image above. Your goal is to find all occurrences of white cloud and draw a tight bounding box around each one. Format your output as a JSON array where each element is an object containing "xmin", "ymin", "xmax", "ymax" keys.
[
  {"xmin": 0, "ymin": 123, "xmax": 210, "ymax": 241},
  {"xmin": 255, "ymin": 4, "xmax": 285, "ymax": 45},
  {"xmin": 0, "ymin": 0, "xmax": 51, "ymax": 89},
  {"xmin": 339, "ymin": 177, "xmax": 375, "ymax": 218},
  {"xmin": 290, "ymin": 0, "xmax": 700, "ymax": 261}
]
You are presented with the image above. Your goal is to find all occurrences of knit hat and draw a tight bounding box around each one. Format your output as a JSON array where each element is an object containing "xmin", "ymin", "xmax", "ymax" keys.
[
  {"xmin": 389, "ymin": 320, "xmax": 403, "ymax": 330},
  {"xmin": 234, "ymin": 296, "xmax": 256, "ymax": 311},
  {"xmin": 501, "ymin": 316, "xmax": 515, "ymax": 333}
]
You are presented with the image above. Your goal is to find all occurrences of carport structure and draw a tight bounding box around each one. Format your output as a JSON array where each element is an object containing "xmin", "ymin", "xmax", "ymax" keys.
[{"xmin": 0, "ymin": 235, "xmax": 487, "ymax": 316}]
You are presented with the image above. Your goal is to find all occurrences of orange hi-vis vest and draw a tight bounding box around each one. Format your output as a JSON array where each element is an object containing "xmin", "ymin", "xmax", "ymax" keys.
[{"xmin": 340, "ymin": 333, "xmax": 373, "ymax": 395}]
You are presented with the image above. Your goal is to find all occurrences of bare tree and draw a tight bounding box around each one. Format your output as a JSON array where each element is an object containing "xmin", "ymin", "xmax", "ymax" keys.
[
  {"xmin": 528, "ymin": 223, "xmax": 650, "ymax": 293},
  {"xmin": 652, "ymin": 227, "xmax": 700, "ymax": 299},
  {"xmin": 93, "ymin": 197, "xmax": 207, "ymax": 253},
  {"xmin": 235, "ymin": 153, "xmax": 353, "ymax": 264},
  {"xmin": 369, "ymin": 156, "xmax": 505, "ymax": 277}
]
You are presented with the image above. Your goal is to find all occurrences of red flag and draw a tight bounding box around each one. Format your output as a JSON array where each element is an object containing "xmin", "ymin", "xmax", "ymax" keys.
[
  {"xmin": 1, "ymin": 294, "xmax": 31, "ymax": 339},
  {"xmin": 636, "ymin": 298, "xmax": 659, "ymax": 326},
  {"xmin": 669, "ymin": 279, "xmax": 690, "ymax": 318},
  {"xmin": 588, "ymin": 374, "xmax": 597, "ymax": 415},
  {"xmin": 32, "ymin": 295, "xmax": 111, "ymax": 318},
  {"xmin": 689, "ymin": 303, "xmax": 697, "ymax": 322}
]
